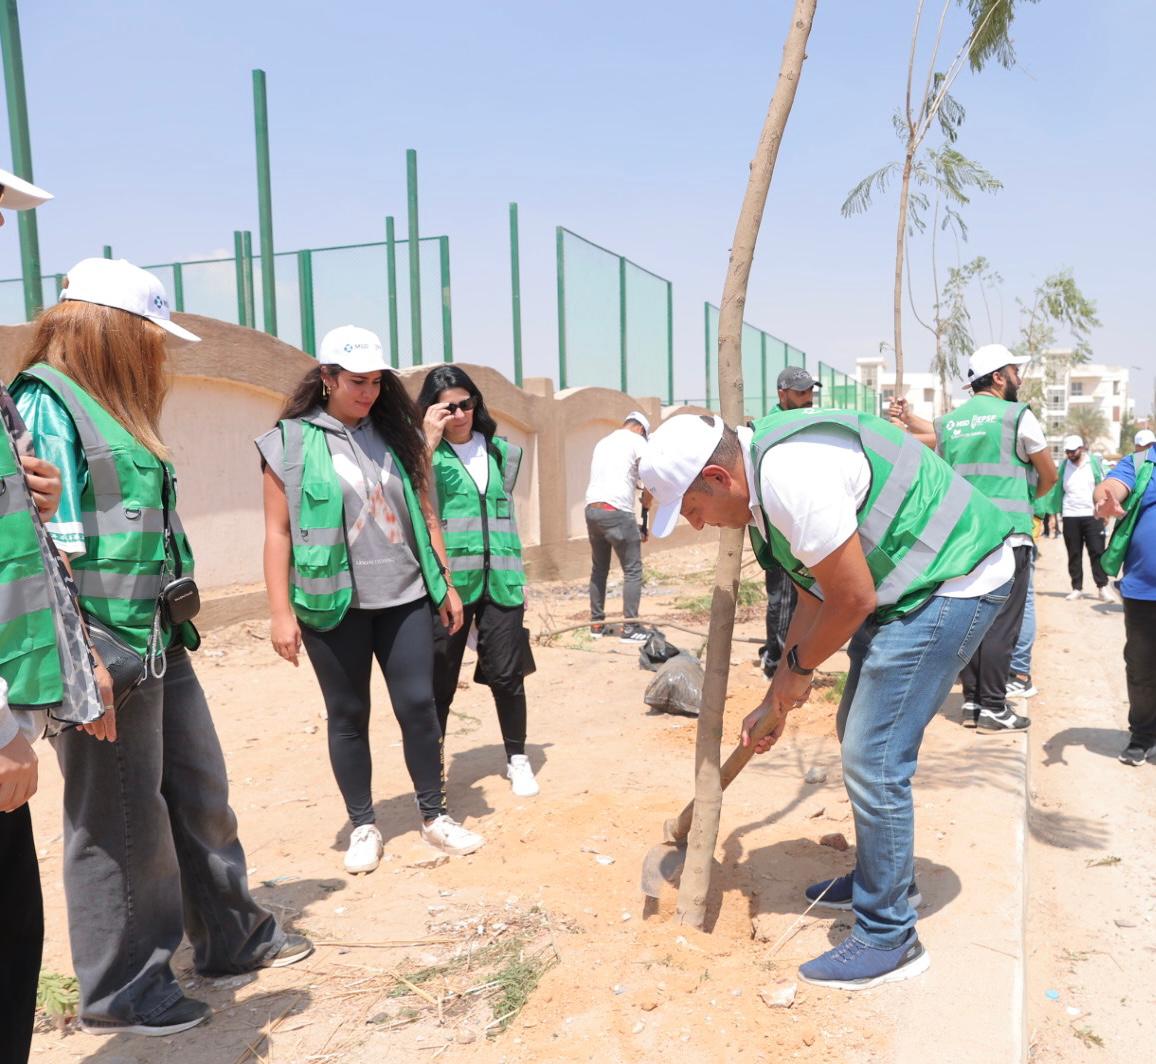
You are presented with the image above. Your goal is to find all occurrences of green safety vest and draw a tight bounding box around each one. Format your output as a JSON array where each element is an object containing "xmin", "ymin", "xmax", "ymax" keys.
[
  {"xmin": 1038, "ymin": 454, "xmax": 1105, "ymax": 515},
  {"xmin": 747, "ymin": 409, "xmax": 1013, "ymax": 623},
  {"xmin": 432, "ymin": 436, "xmax": 525, "ymax": 607},
  {"xmin": 934, "ymin": 394, "xmax": 1037, "ymax": 536},
  {"xmin": 0, "ymin": 421, "xmax": 62, "ymax": 708},
  {"xmin": 12, "ymin": 366, "xmax": 197, "ymax": 657},
  {"xmin": 1102, "ymin": 447, "xmax": 1155, "ymax": 577},
  {"xmin": 279, "ymin": 418, "xmax": 449, "ymax": 631}
]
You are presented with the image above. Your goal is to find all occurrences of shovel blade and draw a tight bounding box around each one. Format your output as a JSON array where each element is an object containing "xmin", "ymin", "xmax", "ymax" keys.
[{"xmin": 640, "ymin": 841, "xmax": 688, "ymax": 898}]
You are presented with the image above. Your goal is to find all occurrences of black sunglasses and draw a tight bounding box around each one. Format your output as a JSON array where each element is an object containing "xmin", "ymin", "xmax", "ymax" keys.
[{"xmin": 445, "ymin": 396, "xmax": 478, "ymax": 415}]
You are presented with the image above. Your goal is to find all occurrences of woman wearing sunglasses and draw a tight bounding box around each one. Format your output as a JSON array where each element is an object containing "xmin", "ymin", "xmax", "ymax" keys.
[
  {"xmin": 418, "ymin": 366, "xmax": 539, "ymax": 798},
  {"xmin": 258, "ymin": 328, "xmax": 483, "ymax": 875}
]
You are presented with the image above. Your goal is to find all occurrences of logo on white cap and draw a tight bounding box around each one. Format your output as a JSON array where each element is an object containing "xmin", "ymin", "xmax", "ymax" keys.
[
  {"xmin": 60, "ymin": 258, "xmax": 200, "ymax": 343},
  {"xmin": 638, "ymin": 414, "xmax": 725, "ymax": 538},
  {"xmin": 318, "ymin": 326, "xmax": 388, "ymax": 373}
]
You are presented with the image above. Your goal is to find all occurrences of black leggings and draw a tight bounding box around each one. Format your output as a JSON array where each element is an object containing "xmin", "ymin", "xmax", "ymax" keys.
[
  {"xmin": 0, "ymin": 803, "xmax": 42, "ymax": 1064},
  {"xmin": 301, "ymin": 599, "xmax": 445, "ymax": 825},
  {"xmin": 433, "ymin": 599, "xmax": 527, "ymax": 759}
]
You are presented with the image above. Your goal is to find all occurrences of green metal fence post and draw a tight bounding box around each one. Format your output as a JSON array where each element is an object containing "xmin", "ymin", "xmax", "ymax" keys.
[
  {"xmin": 297, "ymin": 249, "xmax": 316, "ymax": 356},
  {"xmin": 53, "ymin": 272, "xmax": 63, "ymax": 300},
  {"xmin": 665, "ymin": 280, "xmax": 674, "ymax": 405},
  {"xmin": 405, "ymin": 148, "xmax": 423, "ymax": 365},
  {"xmin": 233, "ymin": 230, "xmax": 247, "ymax": 324},
  {"xmin": 556, "ymin": 227, "xmax": 566, "ymax": 389},
  {"xmin": 704, "ymin": 302, "xmax": 712, "ymax": 410},
  {"xmin": 0, "ymin": 0, "xmax": 45, "ymax": 320},
  {"xmin": 384, "ymin": 216, "xmax": 400, "ymax": 368},
  {"xmin": 438, "ymin": 235, "xmax": 453, "ymax": 362},
  {"xmin": 618, "ymin": 255, "xmax": 628, "ymax": 393},
  {"xmin": 508, "ymin": 202, "xmax": 523, "ymax": 387},
  {"xmin": 241, "ymin": 230, "xmax": 255, "ymax": 328},
  {"xmin": 252, "ymin": 69, "xmax": 277, "ymax": 335},
  {"xmin": 171, "ymin": 262, "xmax": 185, "ymax": 311},
  {"xmin": 102, "ymin": 245, "xmax": 113, "ymax": 259}
]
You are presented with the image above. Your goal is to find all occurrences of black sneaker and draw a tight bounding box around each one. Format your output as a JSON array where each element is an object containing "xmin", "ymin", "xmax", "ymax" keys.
[
  {"xmin": 619, "ymin": 624, "xmax": 648, "ymax": 644},
  {"xmin": 82, "ymin": 996, "xmax": 211, "ymax": 1037},
  {"xmin": 259, "ymin": 933, "xmax": 314, "ymax": 968},
  {"xmin": 1118, "ymin": 741, "xmax": 1151, "ymax": 767},
  {"xmin": 960, "ymin": 701, "xmax": 980, "ymax": 729},
  {"xmin": 976, "ymin": 705, "xmax": 1031, "ymax": 732},
  {"xmin": 803, "ymin": 872, "xmax": 922, "ymax": 911}
]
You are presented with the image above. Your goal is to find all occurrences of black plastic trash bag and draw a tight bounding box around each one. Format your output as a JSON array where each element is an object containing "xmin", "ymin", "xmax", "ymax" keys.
[
  {"xmin": 643, "ymin": 652, "xmax": 703, "ymax": 717},
  {"xmin": 639, "ymin": 627, "xmax": 682, "ymax": 672}
]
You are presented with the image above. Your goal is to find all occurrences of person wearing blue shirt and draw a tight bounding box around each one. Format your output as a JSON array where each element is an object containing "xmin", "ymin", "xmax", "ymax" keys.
[{"xmin": 1094, "ymin": 445, "xmax": 1156, "ymax": 765}]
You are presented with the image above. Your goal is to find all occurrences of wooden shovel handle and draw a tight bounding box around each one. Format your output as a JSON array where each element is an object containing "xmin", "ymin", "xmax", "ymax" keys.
[{"xmin": 662, "ymin": 708, "xmax": 782, "ymax": 844}]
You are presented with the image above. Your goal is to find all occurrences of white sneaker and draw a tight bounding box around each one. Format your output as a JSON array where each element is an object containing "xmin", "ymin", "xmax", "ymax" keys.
[
  {"xmin": 507, "ymin": 754, "xmax": 540, "ymax": 797},
  {"xmin": 1098, "ymin": 585, "xmax": 1120, "ymax": 604},
  {"xmin": 421, "ymin": 814, "xmax": 485, "ymax": 856},
  {"xmin": 344, "ymin": 824, "xmax": 384, "ymax": 874},
  {"xmin": 1065, "ymin": 590, "xmax": 1083, "ymax": 601}
]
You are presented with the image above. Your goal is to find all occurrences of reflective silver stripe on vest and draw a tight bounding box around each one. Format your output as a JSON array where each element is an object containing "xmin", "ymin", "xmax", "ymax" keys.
[
  {"xmin": 443, "ymin": 516, "xmax": 518, "ymax": 536},
  {"xmin": 81, "ymin": 507, "xmax": 166, "ymax": 536},
  {"xmin": 501, "ymin": 442, "xmax": 523, "ymax": 496},
  {"xmin": 297, "ymin": 526, "xmax": 344, "ymax": 546},
  {"xmin": 0, "ymin": 571, "xmax": 52, "ymax": 623},
  {"xmin": 0, "ymin": 475, "xmax": 27, "ymax": 517},
  {"xmin": 858, "ymin": 434, "xmax": 925, "ymax": 544},
  {"xmin": 72, "ymin": 568, "xmax": 164, "ymax": 602},
  {"xmin": 875, "ymin": 474, "xmax": 973, "ymax": 604},
  {"xmin": 279, "ymin": 419, "xmax": 310, "ymax": 547},
  {"xmin": 951, "ymin": 462, "xmax": 1029, "ymax": 481},
  {"xmin": 293, "ymin": 570, "xmax": 353, "ymax": 596},
  {"xmin": 989, "ymin": 496, "xmax": 1033, "ymax": 515},
  {"xmin": 448, "ymin": 554, "xmax": 525, "ymax": 574}
]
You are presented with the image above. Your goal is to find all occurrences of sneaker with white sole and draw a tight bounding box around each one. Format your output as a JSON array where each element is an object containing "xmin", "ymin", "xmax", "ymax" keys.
[
  {"xmin": 344, "ymin": 824, "xmax": 384, "ymax": 874},
  {"xmin": 421, "ymin": 814, "xmax": 485, "ymax": 856},
  {"xmin": 81, "ymin": 996, "xmax": 211, "ymax": 1037},
  {"xmin": 619, "ymin": 623, "xmax": 649, "ymax": 643},
  {"xmin": 1118, "ymin": 741, "xmax": 1153, "ymax": 766},
  {"xmin": 1005, "ymin": 675, "xmax": 1038, "ymax": 699},
  {"xmin": 507, "ymin": 754, "xmax": 540, "ymax": 797},
  {"xmin": 960, "ymin": 701, "xmax": 980, "ymax": 729},
  {"xmin": 799, "ymin": 930, "xmax": 929, "ymax": 990},
  {"xmin": 259, "ymin": 933, "xmax": 315, "ymax": 969},
  {"xmin": 976, "ymin": 705, "xmax": 1031, "ymax": 732},
  {"xmin": 1065, "ymin": 589, "xmax": 1083, "ymax": 601},
  {"xmin": 1097, "ymin": 585, "xmax": 1120, "ymax": 604}
]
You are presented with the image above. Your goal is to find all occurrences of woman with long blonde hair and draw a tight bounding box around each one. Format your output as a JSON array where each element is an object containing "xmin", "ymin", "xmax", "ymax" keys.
[{"xmin": 12, "ymin": 258, "xmax": 312, "ymax": 1038}]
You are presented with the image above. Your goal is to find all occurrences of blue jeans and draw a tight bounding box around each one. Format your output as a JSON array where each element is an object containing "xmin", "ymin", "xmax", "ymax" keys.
[
  {"xmin": 834, "ymin": 581, "xmax": 1012, "ymax": 948},
  {"xmin": 54, "ymin": 646, "xmax": 283, "ymax": 1024},
  {"xmin": 1010, "ymin": 555, "xmax": 1035, "ymax": 675}
]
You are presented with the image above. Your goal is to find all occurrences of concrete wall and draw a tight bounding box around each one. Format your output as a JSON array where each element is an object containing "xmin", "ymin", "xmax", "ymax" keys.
[{"xmin": 1, "ymin": 315, "xmax": 716, "ymax": 624}]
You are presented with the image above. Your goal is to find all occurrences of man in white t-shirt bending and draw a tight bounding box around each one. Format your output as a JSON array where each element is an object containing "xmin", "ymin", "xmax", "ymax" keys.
[
  {"xmin": 585, "ymin": 412, "xmax": 652, "ymax": 643},
  {"xmin": 640, "ymin": 410, "xmax": 1014, "ymax": 991}
]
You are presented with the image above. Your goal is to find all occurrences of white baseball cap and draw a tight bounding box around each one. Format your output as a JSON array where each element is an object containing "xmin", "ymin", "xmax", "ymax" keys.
[
  {"xmin": 61, "ymin": 258, "xmax": 200, "ymax": 342},
  {"xmin": 639, "ymin": 414, "xmax": 725, "ymax": 538},
  {"xmin": 1063, "ymin": 434, "xmax": 1084, "ymax": 452},
  {"xmin": 1135, "ymin": 429, "xmax": 1155, "ymax": 447},
  {"xmin": 318, "ymin": 325, "xmax": 389, "ymax": 373},
  {"xmin": 625, "ymin": 410, "xmax": 651, "ymax": 436},
  {"xmin": 964, "ymin": 343, "xmax": 1029, "ymax": 388},
  {"xmin": 0, "ymin": 167, "xmax": 52, "ymax": 210}
]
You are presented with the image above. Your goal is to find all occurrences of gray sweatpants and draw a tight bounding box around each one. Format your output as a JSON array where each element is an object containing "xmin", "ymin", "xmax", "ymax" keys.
[
  {"xmin": 54, "ymin": 645, "xmax": 283, "ymax": 1024},
  {"xmin": 585, "ymin": 505, "xmax": 642, "ymax": 623}
]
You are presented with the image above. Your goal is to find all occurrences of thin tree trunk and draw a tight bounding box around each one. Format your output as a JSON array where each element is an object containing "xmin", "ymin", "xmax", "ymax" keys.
[
  {"xmin": 676, "ymin": 0, "xmax": 818, "ymax": 930},
  {"xmin": 892, "ymin": 147, "xmax": 915, "ymax": 394}
]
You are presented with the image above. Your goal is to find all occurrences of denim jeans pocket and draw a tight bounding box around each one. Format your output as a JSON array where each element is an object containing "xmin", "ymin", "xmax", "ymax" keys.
[{"xmin": 955, "ymin": 598, "xmax": 993, "ymax": 664}]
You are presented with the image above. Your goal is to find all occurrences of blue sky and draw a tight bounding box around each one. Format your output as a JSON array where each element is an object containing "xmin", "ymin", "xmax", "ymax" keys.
[{"xmin": 2, "ymin": 0, "xmax": 1152, "ymax": 413}]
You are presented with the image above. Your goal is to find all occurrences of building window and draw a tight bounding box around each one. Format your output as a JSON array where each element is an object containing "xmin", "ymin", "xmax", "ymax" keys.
[
  {"xmin": 924, "ymin": 388, "xmax": 934, "ymax": 403},
  {"xmin": 1113, "ymin": 381, "xmax": 1120, "ymax": 395},
  {"xmin": 882, "ymin": 388, "xmax": 893, "ymax": 401},
  {"xmin": 1045, "ymin": 386, "xmax": 1065, "ymax": 411},
  {"xmin": 1070, "ymin": 381, "xmax": 1084, "ymax": 396}
]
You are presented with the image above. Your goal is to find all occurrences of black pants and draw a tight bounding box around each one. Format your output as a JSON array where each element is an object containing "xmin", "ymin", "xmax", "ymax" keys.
[
  {"xmin": 1063, "ymin": 515, "xmax": 1108, "ymax": 590},
  {"xmin": 758, "ymin": 562, "xmax": 798, "ymax": 675},
  {"xmin": 1123, "ymin": 598, "xmax": 1156, "ymax": 748},
  {"xmin": 961, "ymin": 545, "xmax": 1033, "ymax": 710},
  {"xmin": 301, "ymin": 599, "xmax": 445, "ymax": 825},
  {"xmin": 1041, "ymin": 513, "xmax": 1058, "ymax": 537},
  {"xmin": 433, "ymin": 599, "xmax": 527, "ymax": 760},
  {"xmin": 0, "ymin": 803, "xmax": 42, "ymax": 1064}
]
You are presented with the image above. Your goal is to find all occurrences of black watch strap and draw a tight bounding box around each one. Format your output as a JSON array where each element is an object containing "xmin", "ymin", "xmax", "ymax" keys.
[{"xmin": 786, "ymin": 645, "xmax": 814, "ymax": 675}]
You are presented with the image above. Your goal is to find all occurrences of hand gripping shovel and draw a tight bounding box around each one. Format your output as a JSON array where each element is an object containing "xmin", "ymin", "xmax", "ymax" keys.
[{"xmin": 640, "ymin": 709, "xmax": 781, "ymax": 898}]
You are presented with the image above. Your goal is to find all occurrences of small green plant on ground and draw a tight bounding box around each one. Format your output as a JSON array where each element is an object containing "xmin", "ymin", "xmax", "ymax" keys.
[{"xmin": 37, "ymin": 972, "xmax": 79, "ymax": 1031}]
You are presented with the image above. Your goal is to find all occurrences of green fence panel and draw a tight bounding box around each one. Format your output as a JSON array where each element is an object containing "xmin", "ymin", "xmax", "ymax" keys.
[{"xmin": 623, "ymin": 260, "xmax": 673, "ymax": 402}]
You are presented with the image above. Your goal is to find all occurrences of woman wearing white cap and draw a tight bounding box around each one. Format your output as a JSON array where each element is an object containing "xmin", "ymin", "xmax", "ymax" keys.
[
  {"xmin": 11, "ymin": 258, "xmax": 312, "ymax": 1038},
  {"xmin": 258, "ymin": 327, "xmax": 483, "ymax": 874}
]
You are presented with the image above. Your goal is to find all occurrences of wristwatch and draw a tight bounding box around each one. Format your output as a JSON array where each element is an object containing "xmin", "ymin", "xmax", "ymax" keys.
[{"xmin": 786, "ymin": 645, "xmax": 815, "ymax": 676}]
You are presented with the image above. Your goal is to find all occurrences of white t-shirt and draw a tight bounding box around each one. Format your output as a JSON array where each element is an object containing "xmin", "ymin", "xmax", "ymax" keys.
[
  {"xmin": 1062, "ymin": 454, "xmax": 1097, "ymax": 517},
  {"xmin": 738, "ymin": 425, "xmax": 1013, "ymax": 602},
  {"xmin": 585, "ymin": 428, "xmax": 646, "ymax": 513},
  {"xmin": 448, "ymin": 432, "xmax": 490, "ymax": 493},
  {"xmin": 1010, "ymin": 408, "xmax": 1049, "ymax": 548}
]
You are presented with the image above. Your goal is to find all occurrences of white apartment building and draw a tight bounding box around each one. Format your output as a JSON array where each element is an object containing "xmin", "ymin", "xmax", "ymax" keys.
[
  {"xmin": 856, "ymin": 356, "xmax": 960, "ymax": 421},
  {"xmin": 1022, "ymin": 349, "xmax": 1132, "ymax": 457}
]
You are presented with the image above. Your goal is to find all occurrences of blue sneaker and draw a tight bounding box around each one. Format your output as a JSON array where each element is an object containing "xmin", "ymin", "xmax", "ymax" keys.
[
  {"xmin": 799, "ymin": 931, "xmax": 929, "ymax": 990},
  {"xmin": 804, "ymin": 873, "xmax": 922, "ymax": 911}
]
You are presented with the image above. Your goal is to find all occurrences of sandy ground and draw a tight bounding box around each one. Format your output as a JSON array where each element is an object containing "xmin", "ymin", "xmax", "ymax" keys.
[{"xmin": 24, "ymin": 537, "xmax": 1155, "ymax": 1063}]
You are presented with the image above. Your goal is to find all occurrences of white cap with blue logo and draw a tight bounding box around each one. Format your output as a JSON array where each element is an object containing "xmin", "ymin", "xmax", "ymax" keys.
[
  {"xmin": 318, "ymin": 325, "xmax": 388, "ymax": 373},
  {"xmin": 61, "ymin": 257, "xmax": 200, "ymax": 342}
]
